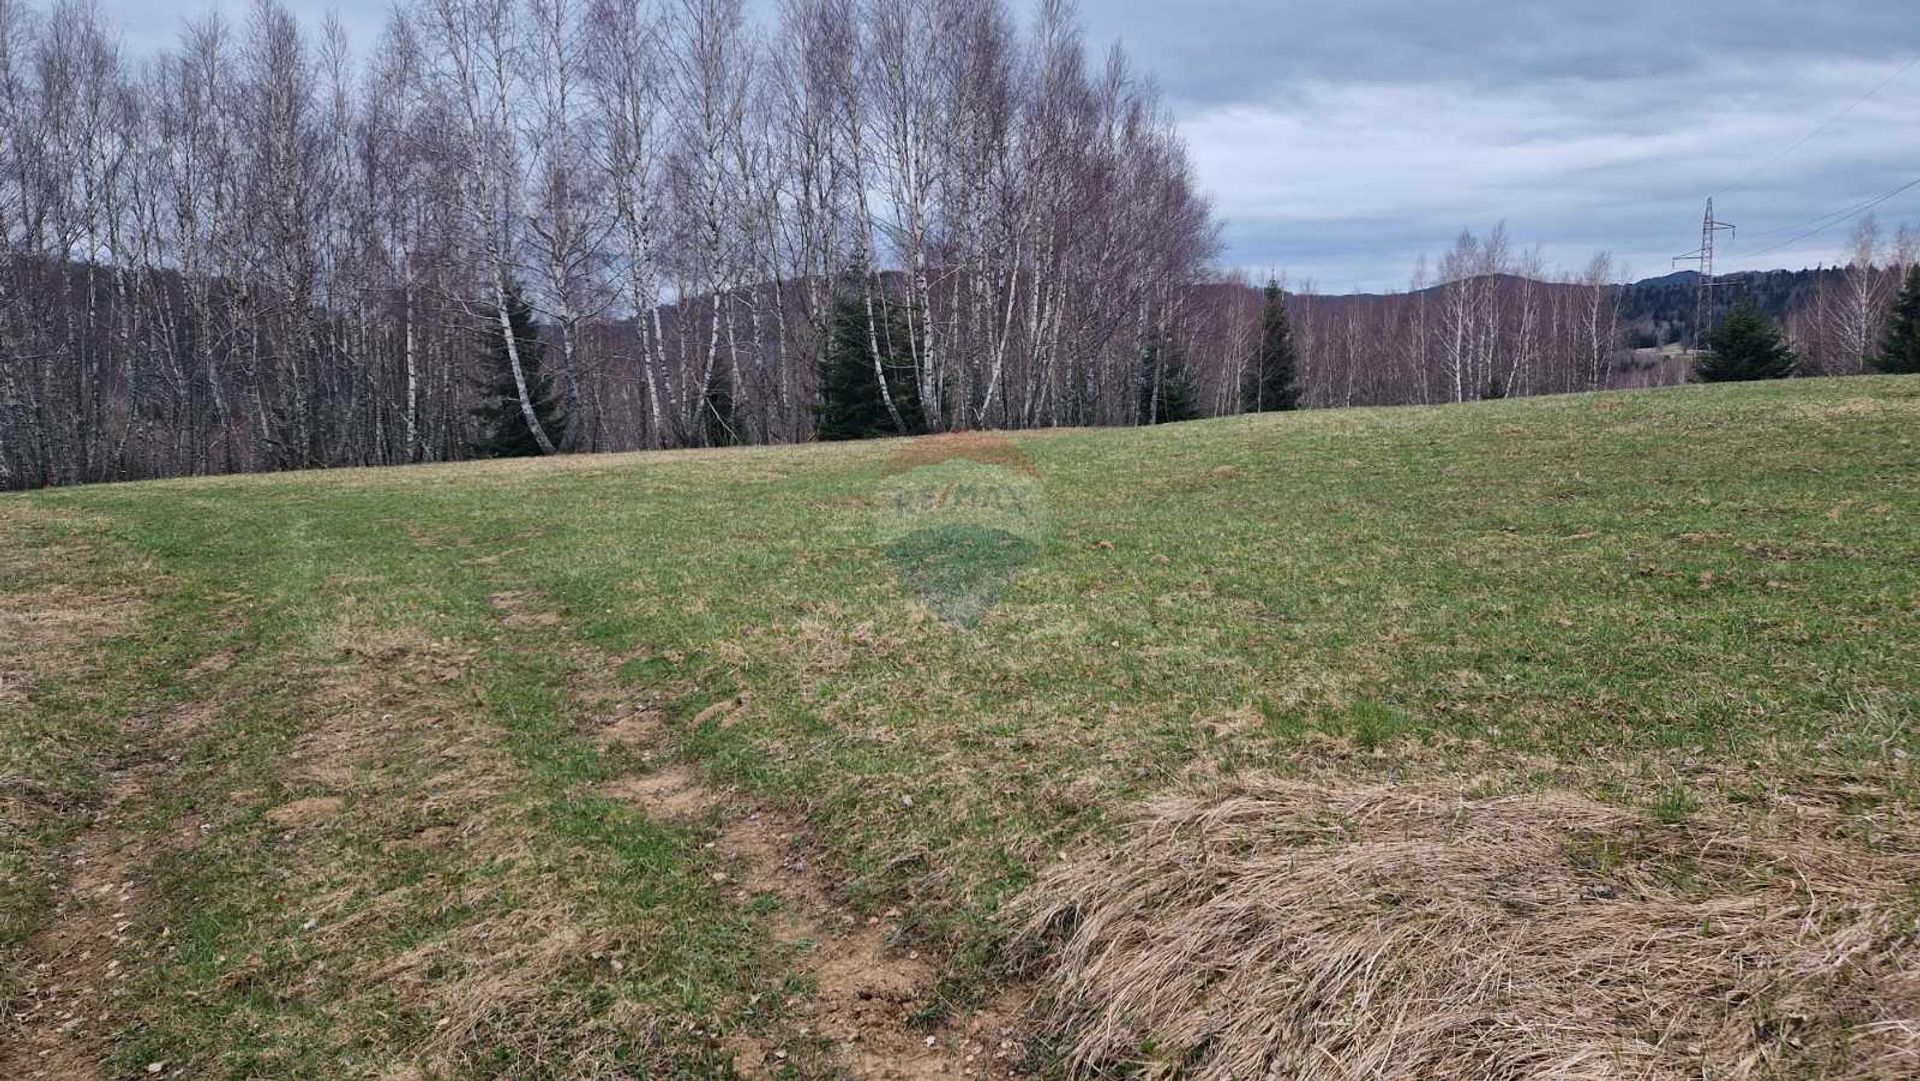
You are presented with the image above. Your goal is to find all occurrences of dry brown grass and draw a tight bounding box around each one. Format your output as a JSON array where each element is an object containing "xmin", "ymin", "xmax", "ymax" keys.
[
  {"xmin": 219, "ymin": 599, "xmax": 646, "ymax": 1077},
  {"xmin": 360, "ymin": 902, "xmax": 636, "ymax": 1078},
  {"xmin": 0, "ymin": 583, "xmax": 140, "ymax": 707},
  {"xmin": 1010, "ymin": 775, "xmax": 1920, "ymax": 1081},
  {"xmin": 884, "ymin": 431, "xmax": 1038, "ymax": 476}
]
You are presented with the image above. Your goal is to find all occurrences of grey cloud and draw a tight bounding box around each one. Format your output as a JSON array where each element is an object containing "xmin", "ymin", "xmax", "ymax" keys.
[
  {"xmin": 99, "ymin": 0, "xmax": 1920, "ymax": 290},
  {"xmin": 1064, "ymin": 1, "xmax": 1920, "ymax": 287},
  {"xmin": 1075, "ymin": 1, "xmax": 1918, "ymax": 105}
]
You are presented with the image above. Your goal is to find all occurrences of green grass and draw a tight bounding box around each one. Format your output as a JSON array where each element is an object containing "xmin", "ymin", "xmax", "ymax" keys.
[{"xmin": 3, "ymin": 376, "xmax": 1917, "ymax": 1077}]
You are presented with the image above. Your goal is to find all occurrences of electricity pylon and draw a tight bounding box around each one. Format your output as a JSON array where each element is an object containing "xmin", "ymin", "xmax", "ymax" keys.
[{"xmin": 1673, "ymin": 198, "xmax": 1737, "ymax": 351}]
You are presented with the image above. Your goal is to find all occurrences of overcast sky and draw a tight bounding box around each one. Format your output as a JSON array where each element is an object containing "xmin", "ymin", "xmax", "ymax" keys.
[{"xmin": 98, "ymin": 0, "xmax": 1920, "ymax": 292}]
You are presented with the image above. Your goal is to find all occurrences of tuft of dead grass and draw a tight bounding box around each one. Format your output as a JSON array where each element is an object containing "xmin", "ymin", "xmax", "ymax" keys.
[
  {"xmin": 265, "ymin": 795, "xmax": 345, "ymax": 827},
  {"xmin": 362, "ymin": 904, "xmax": 635, "ymax": 1079},
  {"xmin": 1010, "ymin": 775, "xmax": 1920, "ymax": 1081}
]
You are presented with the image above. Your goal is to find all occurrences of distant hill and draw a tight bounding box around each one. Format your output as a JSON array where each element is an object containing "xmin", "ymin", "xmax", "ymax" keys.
[
  {"xmin": 1266, "ymin": 266, "xmax": 1836, "ymax": 350},
  {"xmin": 1616, "ymin": 268, "xmax": 1838, "ymax": 348},
  {"xmin": 1219, "ymin": 267, "xmax": 1831, "ymax": 351},
  {"xmin": 1194, "ymin": 265, "xmax": 1840, "ymax": 403},
  {"xmin": 1627, "ymin": 270, "xmax": 1701, "ymax": 289}
]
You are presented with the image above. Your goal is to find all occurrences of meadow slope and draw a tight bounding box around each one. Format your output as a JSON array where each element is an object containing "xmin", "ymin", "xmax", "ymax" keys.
[{"xmin": 2, "ymin": 377, "xmax": 1916, "ymax": 1079}]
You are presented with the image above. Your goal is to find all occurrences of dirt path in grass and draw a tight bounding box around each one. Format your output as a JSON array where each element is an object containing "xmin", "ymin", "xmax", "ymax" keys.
[
  {"xmin": 596, "ymin": 710, "xmax": 1027, "ymax": 1080},
  {"xmin": 0, "ymin": 765, "xmax": 151, "ymax": 1081},
  {"xmin": 0, "ymin": 559, "xmax": 170, "ymax": 1081},
  {"xmin": 710, "ymin": 805, "xmax": 1029, "ymax": 1080},
  {"xmin": 8, "ymin": 562, "xmax": 1028, "ymax": 1079},
  {"xmin": 494, "ymin": 591, "xmax": 1029, "ymax": 1080}
]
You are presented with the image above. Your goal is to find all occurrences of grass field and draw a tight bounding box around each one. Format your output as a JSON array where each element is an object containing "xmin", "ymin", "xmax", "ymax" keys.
[{"xmin": 2, "ymin": 377, "xmax": 1917, "ymax": 1079}]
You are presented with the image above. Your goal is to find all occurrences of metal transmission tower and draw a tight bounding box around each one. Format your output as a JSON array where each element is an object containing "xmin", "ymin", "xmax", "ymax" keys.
[{"xmin": 1673, "ymin": 198, "xmax": 1736, "ymax": 351}]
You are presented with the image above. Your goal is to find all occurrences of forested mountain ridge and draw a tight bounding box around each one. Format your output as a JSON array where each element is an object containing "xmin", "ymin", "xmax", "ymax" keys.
[{"xmin": 1615, "ymin": 268, "xmax": 1838, "ymax": 347}]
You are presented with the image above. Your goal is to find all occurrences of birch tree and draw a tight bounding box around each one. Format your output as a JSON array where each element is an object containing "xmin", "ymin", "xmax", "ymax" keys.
[{"xmin": 426, "ymin": 0, "xmax": 559, "ymax": 454}]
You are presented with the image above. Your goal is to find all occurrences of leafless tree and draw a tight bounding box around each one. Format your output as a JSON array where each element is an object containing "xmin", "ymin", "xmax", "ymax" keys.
[{"xmin": 0, "ymin": 0, "xmax": 1260, "ymax": 489}]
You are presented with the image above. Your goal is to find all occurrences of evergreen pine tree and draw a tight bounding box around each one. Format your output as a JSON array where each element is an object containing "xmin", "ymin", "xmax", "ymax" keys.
[
  {"xmin": 1243, "ymin": 277, "xmax": 1301, "ymax": 411},
  {"xmin": 1695, "ymin": 299, "xmax": 1795, "ymax": 383},
  {"xmin": 703, "ymin": 361, "xmax": 737, "ymax": 446},
  {"xmin": 1139, "ymin": 340, "xmax": 1201, "ymax": 424},
  {"xmin": 470, "ymin": 283, "xmax": 567, "ymax": 457},
  {"xmin": 1876, "ymin": 264, "xmax": 1920, "ymax": 375},
  {"xmin": 1161, "ymin": 353, "xmax": 1201, "ymax": 423},
  {"xmin": 816, "ymin": 276, "xmax": 920, "ymax": 441}
]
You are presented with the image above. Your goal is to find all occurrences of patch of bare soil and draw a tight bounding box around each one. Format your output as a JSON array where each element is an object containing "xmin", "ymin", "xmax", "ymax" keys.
[
  {"xmin": 1012, "ymin": 774, "xmax": 1920, "ymax": 1081},
  {"xmin": 598, "ymin": 768, "xmax": 710, "ymax": 821},
  {"xmin": 591, "ymin": 707, "xmax": 670, "ymax": 751},
  {"xmin": 184, "ymin": 647, "xmax": 240, "ymax": 679},
  {"xmin": 486, "ymin": 591, "xmax": 563, "ymax": 631},
  {"xmin": 265, "ymin": 795, "xmax": 346, "ymax": 828},
  {"xmin": 714, "ymin": 810, "xmax": 1028, "ymax": 1080}
]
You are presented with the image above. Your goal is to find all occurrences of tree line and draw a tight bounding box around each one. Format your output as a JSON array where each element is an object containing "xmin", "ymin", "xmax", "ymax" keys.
[
  {"xmin": 1186, "ymin": 229, "xmax": 1641, "ymax": 412},
  {"xmin": 2, "ymin": 0, "xmax": 1913, "ymax": 492},
  {"xmin": 1780, "ymin": 216, "xmax": 1920, "ymax": 377},
  {"xmin": 1701, "ymin": 217, "xmax": 1920, "ymax": 382},
  {"xmin": 0, "ymin": 0, "xmax": 1217, "ymax": 488},
  {"xmin": 1201, "ymin": 215, "xmax": 1920, "ymax": 413}
]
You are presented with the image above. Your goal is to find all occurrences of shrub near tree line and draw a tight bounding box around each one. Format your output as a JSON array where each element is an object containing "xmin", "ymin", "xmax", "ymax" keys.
[
  {"xmin": 1694, "ymin": 299, "xmax": 1796, "ymax": 383},
  {"xmin": 1877, "ymin": 264, "xmax": 1920, "ymax": 375}
]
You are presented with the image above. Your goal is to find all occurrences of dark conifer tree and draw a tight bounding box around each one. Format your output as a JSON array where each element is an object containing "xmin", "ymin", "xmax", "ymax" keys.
[
  {"xmin": 1876, "ymin": 264, "xmax": 1920, "ymax": 375},
  {"xmin": 704, "ymin": 361, "xmax": 737, "ymax": 446},
  {"xmin": 1242, "ymin": 277, "xmax": 1301, "ymax": 412},
  {"xmin": 470, "ymin": 283, "xmax": 568, "ymax": 457},
  {"xmin": 816, "ymin": 276, "xmax": 920, "ymax": 441},
  {"xmin": 1695, "ymin": 299, "xmax": 1796, "ymax": 383},
  {"xmin": 1140, "ymin": 340, "xmax": 1201, "ymax": 424}
]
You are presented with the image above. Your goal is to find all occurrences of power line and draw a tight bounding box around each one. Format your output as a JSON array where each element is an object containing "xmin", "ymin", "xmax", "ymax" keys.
[
  {"xmin": 1718, "ymin": 52, "xmax": 1920, "ymax": 196},
  {"xmin": 1739, "ymin": 173, "xmax": 1920, "ymax": 261},
  {"xmin": 1697, "ymin": 52, "xmax": 1920, "ymax": 275},
  {"xmin": 1741, "ymin": 169, "xmax": 1916, "ymax": 242}
]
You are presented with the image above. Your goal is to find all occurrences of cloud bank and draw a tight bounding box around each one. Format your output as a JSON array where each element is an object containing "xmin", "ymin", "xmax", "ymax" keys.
[{"xmin": 99, "ymin": 0, "xmax": 1920, "ymax": 292}]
